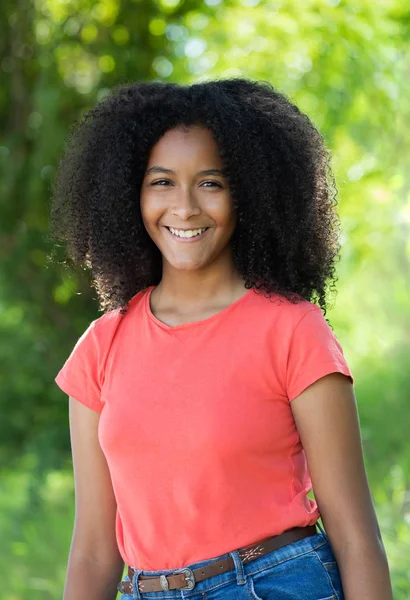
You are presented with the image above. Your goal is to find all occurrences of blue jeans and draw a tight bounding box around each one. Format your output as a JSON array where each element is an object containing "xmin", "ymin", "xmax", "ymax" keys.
[{"xmin": 119, "ymin": 521, "xmax": 344, "ymax": 599}]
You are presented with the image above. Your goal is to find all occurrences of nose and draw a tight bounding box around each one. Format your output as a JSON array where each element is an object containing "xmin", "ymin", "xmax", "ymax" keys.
[{"xmin": 171, "ymin": 188, "xmax": 201, "ymax": 220}]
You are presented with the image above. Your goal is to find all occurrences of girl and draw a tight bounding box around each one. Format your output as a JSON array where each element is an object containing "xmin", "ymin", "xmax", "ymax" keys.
[{"xmin": 50, "ymin": 77, "xmax": 392, "ymax": 599}]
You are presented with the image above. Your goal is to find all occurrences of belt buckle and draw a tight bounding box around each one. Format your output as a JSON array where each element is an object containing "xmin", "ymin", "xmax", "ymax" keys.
[{"xmin": 173, "ymin": 567, "xmax": 195, "ymax": 590}]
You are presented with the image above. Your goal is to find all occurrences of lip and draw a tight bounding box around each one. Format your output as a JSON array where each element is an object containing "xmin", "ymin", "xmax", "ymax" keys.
[{"xmin": 163, "ymin": 226, "xmax": 210, "ymax": 243}]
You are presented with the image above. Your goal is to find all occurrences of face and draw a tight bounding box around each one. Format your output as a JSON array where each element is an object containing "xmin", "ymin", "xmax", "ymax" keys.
[{"xmin": 140, "ymin": 125, "xmax": 237, "ymax": 272}]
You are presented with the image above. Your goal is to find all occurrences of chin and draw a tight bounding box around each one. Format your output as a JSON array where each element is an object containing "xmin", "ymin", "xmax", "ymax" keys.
[{"xmin": 167, "ymin": 259, "xmax": 208, "ymax": 270}]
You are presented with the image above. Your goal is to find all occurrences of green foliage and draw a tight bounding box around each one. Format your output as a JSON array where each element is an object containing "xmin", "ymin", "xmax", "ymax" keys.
[{"xmin": 0, "ymin": 0, "xmax": 409, "ymax": 597}]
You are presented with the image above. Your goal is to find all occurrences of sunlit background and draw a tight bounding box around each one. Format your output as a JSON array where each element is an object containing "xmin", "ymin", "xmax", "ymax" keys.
[{"xmin": 0, "ymin": 0, "xmax": 409, "ymax": 598}]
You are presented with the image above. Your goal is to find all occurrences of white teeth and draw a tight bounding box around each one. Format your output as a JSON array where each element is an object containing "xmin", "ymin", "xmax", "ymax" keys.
[{"xmin": 169, "ymin": 227, "xmax": 207, "ymax": 238}]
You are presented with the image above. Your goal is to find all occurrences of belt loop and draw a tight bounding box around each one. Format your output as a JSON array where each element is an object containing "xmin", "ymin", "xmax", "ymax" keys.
[
  {"xmin": 229, "ymin": 550, "xmax": 247, "ymax": 585},
  {"xmin": 316, "ymin": 519, "xmax": 328, "ymax": 540},
  {"xmin": 131, "ymin": 567, "xmax": 143, "ymax": 600}
]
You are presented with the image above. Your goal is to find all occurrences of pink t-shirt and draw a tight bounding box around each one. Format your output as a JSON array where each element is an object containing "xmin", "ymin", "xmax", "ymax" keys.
[{"xmin": 55, "ymin": 285, "xmax": 354, "ymax": 570}]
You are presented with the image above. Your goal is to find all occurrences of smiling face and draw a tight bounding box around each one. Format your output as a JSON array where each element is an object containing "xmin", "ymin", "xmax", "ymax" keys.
[{"xmin": 140, "ymin": 125, "xmax": 237, "ymax": 273}]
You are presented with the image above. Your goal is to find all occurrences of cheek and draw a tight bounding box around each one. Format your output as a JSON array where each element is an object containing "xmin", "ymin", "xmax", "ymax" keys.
[
  {"xmin": 219, "ymin": 207, "xmax": 237, "ymax": 232},
  {"xmin": 206, "ymin": 196, "xmax": 235, "ymax": 224},
  {"xmin": 140, "ymin": 193, "xmax": 161, "ymax": 226}
]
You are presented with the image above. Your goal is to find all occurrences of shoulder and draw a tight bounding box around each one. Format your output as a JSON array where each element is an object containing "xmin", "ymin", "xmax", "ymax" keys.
[
  {"xmin": 90, "ymin": 287, "xmax": 148, "ymax": 336},
  {"xmin": 249, "ymin": 288, "xmax": 321, "ymax": 329}
]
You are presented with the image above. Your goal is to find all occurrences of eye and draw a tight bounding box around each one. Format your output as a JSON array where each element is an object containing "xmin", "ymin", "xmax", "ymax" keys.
[
  {"xmin": 202, "ymin": 181, "xmax": 222, "ymax": 188},
  {"xmin": 152, "ymin": 180, "xmax": 171, "ymax": 186},
  {"xmin": 151, "ymin": 180, "xmax": 222, "ymax": 188}
]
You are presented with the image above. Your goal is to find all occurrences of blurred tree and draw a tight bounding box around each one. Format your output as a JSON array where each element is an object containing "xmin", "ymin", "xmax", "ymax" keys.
[{"xmin": 0, "ymin": 0, "xmax": 409, "ymax": 597}]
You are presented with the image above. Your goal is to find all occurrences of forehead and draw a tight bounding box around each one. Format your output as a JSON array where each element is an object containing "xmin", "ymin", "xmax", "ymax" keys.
[{"xmin": 147, "ymin": 126, "xmax": 221, "ymax": 166}]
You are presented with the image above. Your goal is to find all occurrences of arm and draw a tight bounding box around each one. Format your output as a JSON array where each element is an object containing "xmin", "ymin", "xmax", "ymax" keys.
[
  {"xmin": 63, "ymin": 396, "xmax": 124, "ymax": 600},
  {"xmin": 290, "ymin": 372, "xmax": 393, "ymax": 600}
]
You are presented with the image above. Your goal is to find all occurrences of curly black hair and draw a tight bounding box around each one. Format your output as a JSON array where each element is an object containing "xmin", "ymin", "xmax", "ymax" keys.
[{"xmin": 49, "ymin": 77, "xmax": 343, "ymax": 319}]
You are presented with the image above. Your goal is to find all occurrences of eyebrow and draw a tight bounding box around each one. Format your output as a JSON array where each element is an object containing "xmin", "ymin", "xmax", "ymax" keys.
[{"xmin": 145, "ymin": 166, "xmax": 226, "ymax": 177}]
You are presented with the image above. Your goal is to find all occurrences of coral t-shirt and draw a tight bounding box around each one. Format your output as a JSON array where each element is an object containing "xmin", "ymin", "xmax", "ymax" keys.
[{"xmin": 55, "ymin": 285, "xmax": 354, "ymax": 570}]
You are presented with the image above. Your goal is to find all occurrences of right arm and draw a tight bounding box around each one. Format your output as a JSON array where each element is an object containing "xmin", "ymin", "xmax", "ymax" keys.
[{"xmin": 63, "ymin": 396, "xmax": 124, "ymax": 600}]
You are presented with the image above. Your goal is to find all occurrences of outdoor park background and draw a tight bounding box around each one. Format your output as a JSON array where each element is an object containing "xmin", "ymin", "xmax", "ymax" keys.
[{"xmin": 1, "ymin": 0, "xmax": 409, "ymax": 598}]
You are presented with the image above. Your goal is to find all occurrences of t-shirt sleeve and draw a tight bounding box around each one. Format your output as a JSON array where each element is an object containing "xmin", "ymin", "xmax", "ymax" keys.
[
  {"xmin": 286, "ymin": 306, "xmax": 354, "ymax": 402},
  {"xmin": 54, "ymin": 319, "xmax": 105, "ymax": 412}
]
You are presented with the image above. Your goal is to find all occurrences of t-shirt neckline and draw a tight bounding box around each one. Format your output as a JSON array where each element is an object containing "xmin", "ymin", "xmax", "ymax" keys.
[{"xmin": 144, "ymin": 285, "xmax": 255, "ymax": 331}]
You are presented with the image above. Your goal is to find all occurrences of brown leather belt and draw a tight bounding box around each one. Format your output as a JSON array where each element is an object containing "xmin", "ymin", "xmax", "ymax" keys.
[{"xmin": 117, "ymin": 524, "xmax": 317, "ymax": 595}]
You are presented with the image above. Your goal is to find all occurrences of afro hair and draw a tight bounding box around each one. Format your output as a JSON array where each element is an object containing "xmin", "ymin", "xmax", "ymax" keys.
[{"xmin": 49, "ymin": 77, "xmax": 344, "ymax": 319}]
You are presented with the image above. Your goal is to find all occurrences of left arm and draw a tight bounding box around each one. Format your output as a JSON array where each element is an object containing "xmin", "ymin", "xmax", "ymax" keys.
[{"xmin": 291, "ymin": 372, "xmax": 393, "ymax": 600}]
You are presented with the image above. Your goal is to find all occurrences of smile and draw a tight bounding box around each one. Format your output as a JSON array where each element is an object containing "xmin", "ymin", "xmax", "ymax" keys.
[{"xmin": 164, "ymin": 227, "xmax": 210, "ymax": 242}]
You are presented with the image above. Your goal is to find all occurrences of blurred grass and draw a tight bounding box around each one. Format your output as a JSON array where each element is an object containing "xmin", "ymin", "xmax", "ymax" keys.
[
  {"xmin": 0, "ymin": 465, "xmax": 73, "ymax": 599},
  {"xmin": 0, "ymin": 462, "xmax": 132, "ymax": 599}
]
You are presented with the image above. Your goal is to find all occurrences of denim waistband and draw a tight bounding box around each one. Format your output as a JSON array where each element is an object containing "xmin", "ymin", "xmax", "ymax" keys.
[{"xmin": 125, "ymin": 521, "xmax": 330, "ymax": 598}]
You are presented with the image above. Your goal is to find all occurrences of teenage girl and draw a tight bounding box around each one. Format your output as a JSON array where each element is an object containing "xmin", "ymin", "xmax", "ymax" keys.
[{"xmin": 51, "ymin": 78, "xmax": 393, "ymax": 599}]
